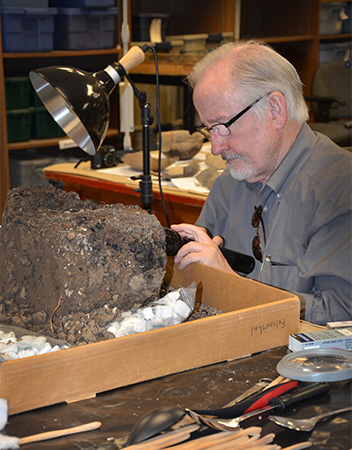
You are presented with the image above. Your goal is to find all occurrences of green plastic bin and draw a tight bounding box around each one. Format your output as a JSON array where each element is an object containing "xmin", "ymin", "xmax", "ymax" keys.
[
  {"xmin": 5, "ymin": 77, "xmax": 32, "ymax": 109},
  {"xmin": 7, "ymin": 108, "xmax": 33, "ymax": 142}
]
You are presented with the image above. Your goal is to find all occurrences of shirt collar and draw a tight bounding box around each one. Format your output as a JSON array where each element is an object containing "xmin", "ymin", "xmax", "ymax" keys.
[
  {"xmin": 246, "ymin": 123, "xmax": 316, "ymax": 197},
  {"xmin": 268, "ymin": 123, "xmax": 316, "ymax": 194}
]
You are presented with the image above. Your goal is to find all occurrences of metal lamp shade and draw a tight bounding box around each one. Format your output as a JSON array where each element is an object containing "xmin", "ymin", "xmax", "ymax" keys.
[{"xmin": 29, "ymin": 66, "xmax": 115, "ymax": 155}]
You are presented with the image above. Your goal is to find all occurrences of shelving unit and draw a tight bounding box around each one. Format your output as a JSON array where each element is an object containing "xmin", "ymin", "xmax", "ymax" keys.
[
  {"xmin": 0, "ymin": 5, "xmax": 123, "ymax": 220},
  {"xmin": 0, "ymin": 0, "xmax": 351, "ymax": 220}
]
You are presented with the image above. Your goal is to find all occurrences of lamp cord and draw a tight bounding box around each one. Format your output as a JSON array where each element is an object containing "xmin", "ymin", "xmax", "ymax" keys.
[
  {"xmin": 119, "ymin": 46, "xmax": 171, "ymax": 227},
  {"xmin": 147, "ymin": 45, "xmax": 171, "ymax": 228}
]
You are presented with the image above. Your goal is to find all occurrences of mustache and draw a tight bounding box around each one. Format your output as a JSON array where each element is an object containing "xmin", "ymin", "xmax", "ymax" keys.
[{"xmin": 221, "ymin": 153, "xmax": 245, "ymax": 162}]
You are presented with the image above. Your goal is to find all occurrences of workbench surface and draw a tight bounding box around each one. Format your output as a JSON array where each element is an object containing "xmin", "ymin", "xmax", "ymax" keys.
[{"xmin": 4, "ymin": 347, "xmax": 351, "ymax": 449}]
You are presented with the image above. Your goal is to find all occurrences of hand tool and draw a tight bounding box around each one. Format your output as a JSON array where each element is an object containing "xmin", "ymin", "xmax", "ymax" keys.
[
  {"xmin": 124, "ymin": 382, "xmax": 328, "ymax": 446},
  {"xmin": 123, "ymin": 423, "xmax": 199, "ymax": 449},
  {"xmin": 268, "ymin": 405, "xmax": 352, "ymax": 431},
  {"xmin": 125, "ymin": 380, "xmax": 297, "ymax": 445},
  {"xmin": 195, "ymin": 379, "xmax": 298, "ymax": 418},
  {"xmin": 223, "ymin": 377, "xmax": 273, "ymax": 407},
  {"xmin": 192, "ymin": 382, "xmax": 331, "ymax": 431},
  {"xmin": 125, "ymin": 406, "xmax": 187, "ymax": 446}
]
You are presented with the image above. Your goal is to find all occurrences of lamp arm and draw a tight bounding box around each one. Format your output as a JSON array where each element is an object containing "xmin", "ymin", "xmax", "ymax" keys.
[
  {"xmin": 118, "ymin": 65, "xmax": 154, "ymax": 211},
  {"xmin": 117, "ymin": 65, "xmax": 144, "ymax": 105}
]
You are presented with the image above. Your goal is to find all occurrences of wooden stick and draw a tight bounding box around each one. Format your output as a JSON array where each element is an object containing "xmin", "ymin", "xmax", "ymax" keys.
[
  {"xmin": 262, "ymin": 376, "xmax": 289, "ymax": 391},
  {"xmin": 245, "ymin": 447, "xmax": 280, "ymax": 450},
  {"xmin": 209, "ymin": 432, "xmax": 262, "ymax": 450},
  {"xmin": 124, "ymin": 424, "xmax": 199, "ymax": 450},
  {"xmin": 281, "ymin": 443, "xmax": 312, "ymax": 450},
  {"xmin": 157, "ymin": 427, "xmax": 263, "ymax": 450},
  {"xmin": 19, "ymin": 421, "xmax": 102, "ymax": 445},
  {"xmin": 155, "ymin": 431, "xmax": 242, "ymax": 450},
  {"xmin": 218, "ymin": 439, "xmax": 311, "ymax": 450},
  {"xmin": 213, "ymin": 444, "xmax": 280, "ymax": 450}
]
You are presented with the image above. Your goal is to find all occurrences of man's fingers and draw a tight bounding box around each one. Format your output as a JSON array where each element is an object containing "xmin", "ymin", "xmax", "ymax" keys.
[
  {"xmin": 171, "ymin": 224, "xmax": 210, "ymax": 243},
  {"xmin": 212, "ymin": 235, "xmax": 224, "ymax": 247}
]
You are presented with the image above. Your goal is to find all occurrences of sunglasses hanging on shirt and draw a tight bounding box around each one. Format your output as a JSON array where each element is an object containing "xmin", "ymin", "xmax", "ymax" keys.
[{"xmin": 251, "ymin": 205, "xmax": 266, "ymax": 262}]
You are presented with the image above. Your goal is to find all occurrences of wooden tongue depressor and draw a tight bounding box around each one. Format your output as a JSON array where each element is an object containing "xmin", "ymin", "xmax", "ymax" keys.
[
  {"xmin": 262, "ymin": 375, "xmax": 290, "ymax": 391},
  {"xmin": 125, "ymin": 424, "xmax": 311, "ymax": 450},
  {"xmin": 149, "ymin": 426, "xmax": 262, "ymax": 450},
  {"xmin": 19, "ymin": 421, "xmax": 102, "ymax": 445},
  {"xmin": 124, "ymin": 424, "xmax": 200, "ymax": 449},
  {"xmin": 281, "ymin": 444, "xmax": 312, "ymax": 450},
  {"xmin": 207, "ymin": 432, "xmax": 275, "ymax": 450}
]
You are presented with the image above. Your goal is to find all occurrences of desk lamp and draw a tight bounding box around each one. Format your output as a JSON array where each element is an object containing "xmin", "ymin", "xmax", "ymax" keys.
[
  {"xmin": 29, "ymin": 45, "xmax": 154, "ymax": 211},
  {"xmin": 29, "ymin": 45, "xmax": 147, "ymax": 156}
]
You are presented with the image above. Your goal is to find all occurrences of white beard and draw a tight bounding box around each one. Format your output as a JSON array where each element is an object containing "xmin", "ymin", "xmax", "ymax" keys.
[{"xmin": 224, "ymin": 154, "xmax": 254, "ymax": 181}]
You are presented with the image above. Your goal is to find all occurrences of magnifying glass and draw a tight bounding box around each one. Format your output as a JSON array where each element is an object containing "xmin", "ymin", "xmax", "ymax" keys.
[{"xmin": 277, "ymin": 348, "xmax": 352, "ymax": 382}]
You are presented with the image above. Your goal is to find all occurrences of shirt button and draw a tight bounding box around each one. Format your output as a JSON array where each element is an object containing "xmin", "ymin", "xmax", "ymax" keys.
[
  {"xmin": 263, "ymin": 206, "xmax": 268, "ymax": 212},
  {"xmin": 276, "ymin": 193, "xmax": 281, "ymax": 199}
]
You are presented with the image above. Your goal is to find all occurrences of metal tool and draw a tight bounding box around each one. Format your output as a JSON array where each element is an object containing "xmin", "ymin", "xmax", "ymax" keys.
[
  {"xmin": 223, "ymin": 377, "xmax": 273, "ymax": 408},
  {"xmin": 268, "ymin": 406, "xmax": 352, "ymax": 431},
  {"xmin": 190, "ymin": 382, "xmax": 331, "ymax": 432},
  {"xmin": 195, "ymin": 379, "xmax": 298, "ymax": 418},
  {"xmin": 124, "ymin": 406, "xmax": 186, "ymax": 446},
  {"xmin": 123, "ymin": 381, "xmax": 295, "ymax": 446},
  {"xmin": 125, "ymin": 381, "xmax": 331, "ymax": 445}
]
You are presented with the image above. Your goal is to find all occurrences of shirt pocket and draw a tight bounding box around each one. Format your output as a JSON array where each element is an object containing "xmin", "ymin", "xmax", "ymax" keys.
[{"xmin": 261, "ymin": 264, "xmax": 300, "ymax": 292}]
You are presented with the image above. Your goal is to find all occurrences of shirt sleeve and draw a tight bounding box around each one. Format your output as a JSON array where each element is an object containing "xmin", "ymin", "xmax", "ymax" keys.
[{"xmin": 299, "ymin": 207, "xmax": 352, "ymax": 324}]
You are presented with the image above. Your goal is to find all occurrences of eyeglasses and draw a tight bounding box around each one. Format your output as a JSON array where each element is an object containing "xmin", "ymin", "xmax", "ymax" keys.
[
  {"xmin": 252, "ymin": 205, "xmax": 267, "ymax": 263},
  {"xmin": 197, "ymin": 96, "xmax": 264, "ymax": 139}
]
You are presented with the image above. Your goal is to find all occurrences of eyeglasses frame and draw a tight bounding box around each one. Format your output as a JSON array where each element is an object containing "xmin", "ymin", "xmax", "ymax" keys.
[{"xmin": 197, "ymin": 95, "xmax": 264, "ymax": 138}]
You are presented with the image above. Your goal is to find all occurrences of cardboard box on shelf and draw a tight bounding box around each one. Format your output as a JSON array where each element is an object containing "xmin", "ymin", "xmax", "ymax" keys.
[
  {"xmin": 0, "ymin": 263, "xmax": 300, "ymax": 415},
  {"xmin": 166, "ymin": 33, "xmax": 208, "ymax": 54}
]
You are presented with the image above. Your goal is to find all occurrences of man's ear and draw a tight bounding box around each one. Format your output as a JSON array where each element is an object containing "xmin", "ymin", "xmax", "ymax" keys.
[{"xmin": 268, "ymin": 91, "xmax": 287, "ymax": 129}]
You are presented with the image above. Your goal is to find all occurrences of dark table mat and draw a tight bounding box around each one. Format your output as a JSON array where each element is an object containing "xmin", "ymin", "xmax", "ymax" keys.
[{"xmin": 4, "ymin": 347, "xmax": 352, "ymax": 449}]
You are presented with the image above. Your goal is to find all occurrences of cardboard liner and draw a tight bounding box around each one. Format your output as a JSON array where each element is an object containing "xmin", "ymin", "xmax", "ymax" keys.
[{"xmin": 0, "ymin": 263, "xmax": 300, "ymax": 415}]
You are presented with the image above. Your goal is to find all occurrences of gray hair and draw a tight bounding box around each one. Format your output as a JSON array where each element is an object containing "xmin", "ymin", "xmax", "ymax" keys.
[{"xmin": 186, "ymin": 40, "xmax": 309, "ymax": 124}]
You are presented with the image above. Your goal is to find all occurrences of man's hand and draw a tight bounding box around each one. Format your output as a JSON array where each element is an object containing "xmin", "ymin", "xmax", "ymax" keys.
[{"xmin": 170, "ymin": 223, "xmax": 234, "ymax": 273}]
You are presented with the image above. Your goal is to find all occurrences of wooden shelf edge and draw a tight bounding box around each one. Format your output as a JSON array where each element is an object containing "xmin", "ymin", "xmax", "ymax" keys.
[
  {"xmin": 262, "ymin": 35, "xmax": 315, "ymax": 44},
  {"xmin": 3, "ymin": 48, "xmax": 122, "ymax": 59},
  {"xmin": 8, "ymin": 129, "xmax": 119, "ymax": 151},
  {"xmin": 320, "ymin": 0, "xmax": 351, "ymax": 3},
  {"xmin": 319, "ymin": 33, "xmax": 352, "ymax": 40}
]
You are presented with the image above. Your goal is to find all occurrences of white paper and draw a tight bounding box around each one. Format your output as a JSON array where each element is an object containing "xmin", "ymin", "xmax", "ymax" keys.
[{"xmin": 171, "ymin": 177, "xmax": 209, "ymax": 194}]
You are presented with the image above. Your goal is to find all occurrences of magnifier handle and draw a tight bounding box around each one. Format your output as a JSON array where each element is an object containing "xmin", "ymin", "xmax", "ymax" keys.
[
  {"xmin": 164, "ymin": 228, "xmax": 255, "ymax": 275},
  {"xmin": 269, "ymin": 382, "xmax": 331, "ymax": 412}
]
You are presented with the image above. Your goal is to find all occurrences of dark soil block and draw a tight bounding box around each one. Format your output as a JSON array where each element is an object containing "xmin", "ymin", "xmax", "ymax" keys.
[{"xmin": 0, "ymin": 185, "xmax": 166, "ymax": 345}]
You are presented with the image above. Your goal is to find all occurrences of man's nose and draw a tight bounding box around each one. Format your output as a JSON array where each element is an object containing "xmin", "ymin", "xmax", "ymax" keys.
[{"xmin": 210, "ymin": 133, "xmax": 225, "ymax": 156}]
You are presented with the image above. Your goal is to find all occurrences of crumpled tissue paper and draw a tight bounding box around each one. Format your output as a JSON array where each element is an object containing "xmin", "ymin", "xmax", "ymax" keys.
[{"xmin": 107, "ymin": 283, "xmax": 196, "ymax": 338}]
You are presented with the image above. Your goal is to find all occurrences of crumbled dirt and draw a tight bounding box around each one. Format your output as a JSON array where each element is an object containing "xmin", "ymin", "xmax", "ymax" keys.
[
  {"xmin": 0, "ymin": 185, "xmax": 166, "ymax": 346},
  {"xmin": 188, "ymin": 301, "xmax": 224, "ymax": 321}
]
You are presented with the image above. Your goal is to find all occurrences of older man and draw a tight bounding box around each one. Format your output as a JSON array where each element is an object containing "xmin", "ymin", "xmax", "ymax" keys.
[{"xmin": 171, "ymin": 40, "xmax": 351, "ymax": 325}]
